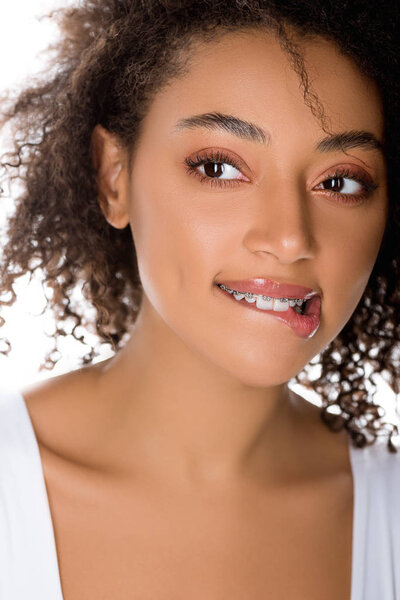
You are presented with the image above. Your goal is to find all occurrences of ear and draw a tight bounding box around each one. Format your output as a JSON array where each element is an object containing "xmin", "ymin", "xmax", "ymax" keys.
[{"xmin": 91, "ymin": 124, "xmax": 130, "ymax": 229}]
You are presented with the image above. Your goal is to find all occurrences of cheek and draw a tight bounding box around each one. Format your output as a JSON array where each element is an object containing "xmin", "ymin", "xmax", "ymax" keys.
[
  {"xmin": 321, "ymin": 204, "xmax": 387, "ymax": 337},
  {"xmin": 128, "ymin": 163, "xmax": 223, "ymax": 312}
]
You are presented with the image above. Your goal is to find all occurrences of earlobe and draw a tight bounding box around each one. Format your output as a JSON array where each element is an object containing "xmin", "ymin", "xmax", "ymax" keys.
[{"xmin": 91, "ymin": 124, "xmax": 130, "ymax": 229}]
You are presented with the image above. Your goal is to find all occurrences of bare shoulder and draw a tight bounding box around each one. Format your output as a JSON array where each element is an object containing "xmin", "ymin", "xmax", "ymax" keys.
[
  {"xmin": 288, "ymin": 388, "xmax": 352, "ymax": 478},
  {"xmin": 21, "ymin": 358, "xmax": 113, "ymax": 467}
]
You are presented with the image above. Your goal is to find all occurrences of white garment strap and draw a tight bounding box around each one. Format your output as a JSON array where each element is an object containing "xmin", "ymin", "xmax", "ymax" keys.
[
  {"xmin": 0, "ymin": 387, "xmax": 64, "ymax": 599},
  {"xmin": 349, "ymin": 434, "xmax": 400, "ymax": 600}
]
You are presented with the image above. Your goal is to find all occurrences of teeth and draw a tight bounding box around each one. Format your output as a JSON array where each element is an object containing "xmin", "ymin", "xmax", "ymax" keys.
[
  {"xmin": 256, "ymin": 296, "xmax": 274, "ymax": 310},
  {"xmin": 272, "ymin": 298, "xmax": 289, "ymax": 312},
  {"xmin": 226, "ymin": 286, "xmax": 306, "ymax": 313},
  {"xmin": 244, "ymin": 292, "xmax": 256, "ymax": 303},
  {"xmin": 218, "ymin": 285, "xmax": 313, "ymax": 316},
  {"xmin": 221, "ymin": 285, "xmax": 305, "ymax": 307}
]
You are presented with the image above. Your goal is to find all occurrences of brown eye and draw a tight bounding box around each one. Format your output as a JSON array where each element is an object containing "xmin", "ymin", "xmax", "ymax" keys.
[
  {"xmin": 314, "ymin": 166, "xmax": 379, "ymax": 205},
  {"xmin": 184, "ymin": 149, "xmax": 249, "ymax": 188},
  {"xmin": 321, "ymin": 176, "xmax": 362, "ymax": 195},
  {"xmin": 203, "ymin": 162, "xmax": 225, "ymax": 178},
  {"xmin": 197, "ymin": 160, "xmax": 243, "ymax": 181}
]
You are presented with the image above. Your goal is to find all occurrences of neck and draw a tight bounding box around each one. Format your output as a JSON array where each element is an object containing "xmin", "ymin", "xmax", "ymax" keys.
[{"xmin": 94, "ymin": 296, "xmax": 316, "ymax": 488}]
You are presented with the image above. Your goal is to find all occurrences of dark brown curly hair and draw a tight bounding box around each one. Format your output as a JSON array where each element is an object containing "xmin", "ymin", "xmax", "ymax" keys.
[{"xmin": 0, "ymin": 0, "xmax": 399, "ymax": 452}]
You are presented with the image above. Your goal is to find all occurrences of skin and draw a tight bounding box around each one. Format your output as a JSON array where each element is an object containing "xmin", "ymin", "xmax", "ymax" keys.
[
  {"xmin": 22, "ymin": 27, "xmax": 388, "ymax": 597},
  {"xmin": 87, "ymin": 27, "xmax": 387, "ymax": 485}
]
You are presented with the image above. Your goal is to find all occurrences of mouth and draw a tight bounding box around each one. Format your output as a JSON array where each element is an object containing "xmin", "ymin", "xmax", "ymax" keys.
[
  {"xmin": 215, "ymin": 282, "xmax": 321, "ymax": 339},
  {"xmin": 215, "ymin": 277, "xmax": 319, "ymax": 300}
]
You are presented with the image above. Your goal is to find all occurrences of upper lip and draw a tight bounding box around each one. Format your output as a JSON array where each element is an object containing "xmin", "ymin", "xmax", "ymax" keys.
[{"xmin": 216, "ymin": 278, "xmax": 320, "ymax": 300}]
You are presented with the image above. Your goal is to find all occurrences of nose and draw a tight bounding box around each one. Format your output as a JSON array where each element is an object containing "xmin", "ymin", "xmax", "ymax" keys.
[{"xmin": 244, "ymin": 181, "xmax": 316, "ymax": 264}]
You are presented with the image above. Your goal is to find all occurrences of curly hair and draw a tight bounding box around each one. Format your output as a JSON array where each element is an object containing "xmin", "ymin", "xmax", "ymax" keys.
[{"xmin": 0, "ymin": 0, "xmax": 399, "ymax": 452}]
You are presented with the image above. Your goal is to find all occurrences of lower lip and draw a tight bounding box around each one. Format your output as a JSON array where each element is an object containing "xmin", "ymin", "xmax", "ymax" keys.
[{"xmin": 216, "ymin": 286, "xmax": 321, "ymax": 339}]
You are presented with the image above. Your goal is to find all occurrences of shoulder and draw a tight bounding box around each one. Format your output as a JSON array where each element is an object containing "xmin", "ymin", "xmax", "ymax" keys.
[{"xmin": 20, "ymin": 359, "xmax": 113, "ymax": 468}]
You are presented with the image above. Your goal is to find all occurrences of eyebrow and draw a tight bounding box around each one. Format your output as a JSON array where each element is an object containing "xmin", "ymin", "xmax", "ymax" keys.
[
  {"xmin": 173, "ymin": 111, "xmax": 384, "ymax": 155},
  {"xmin": 173, "ymin": 112, "xmax": 267, "ymax": 144}
]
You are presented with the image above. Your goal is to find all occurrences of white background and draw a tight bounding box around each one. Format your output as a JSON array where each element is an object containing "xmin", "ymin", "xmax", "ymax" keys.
[
  {"xmin": 0, "ymin": 0, "xmax": 114, "ymax": 390},
  {"xmin": 0, "ymin": 1, "xmax": 398, "ymax": 430}
]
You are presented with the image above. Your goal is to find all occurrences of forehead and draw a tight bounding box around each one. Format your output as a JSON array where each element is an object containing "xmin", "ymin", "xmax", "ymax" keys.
[{"xmin": 141, "ymin": 28, "xmax": 383, "ymax": 146}]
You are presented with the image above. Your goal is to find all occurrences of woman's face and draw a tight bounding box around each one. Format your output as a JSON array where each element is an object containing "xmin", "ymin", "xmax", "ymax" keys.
[{"xmin": 114, "ymin": 29, "xmax": 388, "ymax": 387}]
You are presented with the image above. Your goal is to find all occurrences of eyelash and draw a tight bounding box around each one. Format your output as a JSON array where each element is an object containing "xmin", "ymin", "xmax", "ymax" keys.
[{"xmin": 184, "ymin": 150, "xmax": 379, "ymax": 204}]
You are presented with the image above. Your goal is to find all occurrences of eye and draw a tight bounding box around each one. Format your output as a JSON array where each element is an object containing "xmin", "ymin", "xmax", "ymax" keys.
[
  {"xmin": 321, "ymin": 176, "xmax": 362, "ymax": 195},
  {"xmin": 199, "ymin": 161, "xmax": 241, "ymax": 180},
  {"xmin": 314, "ymin": 167, "xmax": 379, "ymax": 205},
  {"xmin": 184, "ymin": 149, "xmax": 249, "ymax": 188}
]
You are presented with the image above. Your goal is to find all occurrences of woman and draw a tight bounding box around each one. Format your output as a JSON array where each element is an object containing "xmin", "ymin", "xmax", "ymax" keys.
[{"xmin": 0, "ymin": 0, "xmax": 399, "ymax": 598}]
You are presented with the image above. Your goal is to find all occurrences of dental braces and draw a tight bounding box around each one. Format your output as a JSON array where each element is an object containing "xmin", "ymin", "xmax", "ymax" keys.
[{"xmin": 217, "ymin": 283, "xmax": 305, "ymax": 306}]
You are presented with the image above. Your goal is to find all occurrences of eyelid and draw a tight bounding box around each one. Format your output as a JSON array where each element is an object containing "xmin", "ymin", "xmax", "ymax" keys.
[
  {"xmin": 311, "ymin": 164, "xmax": 379, "ymax": 205},
  {"xmin": 184, "ymin": 147, "xmax": 251, "ymax": 178},
  {"xmin": 311, "ymin": 162, "xmax": 377, "ymax": 188}
]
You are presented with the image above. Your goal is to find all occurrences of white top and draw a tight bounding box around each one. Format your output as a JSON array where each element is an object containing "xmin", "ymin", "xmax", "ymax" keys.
[{"xmin": 0, "ymin": 386, "xmax": 399, "ymax": 599}]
